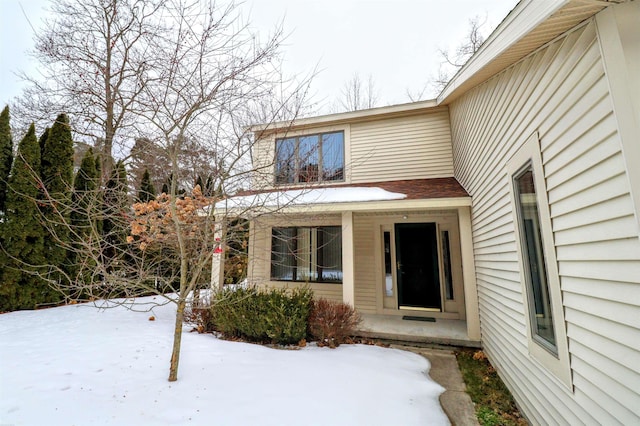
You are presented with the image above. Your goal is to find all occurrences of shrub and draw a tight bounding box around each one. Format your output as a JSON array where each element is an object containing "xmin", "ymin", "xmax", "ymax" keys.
[
  {"xmin": 308, "ymin": 298, "xmax": 362, "ymax": 348},
  {"xmin": 208, "ymin": 285, "xmax": 313, "ymax": 345}
]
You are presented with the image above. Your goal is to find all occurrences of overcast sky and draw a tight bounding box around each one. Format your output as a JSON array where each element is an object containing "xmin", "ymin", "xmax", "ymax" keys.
[{"xmin": 0, "ymin": 0, "xmax": 516, "ymax": 115}]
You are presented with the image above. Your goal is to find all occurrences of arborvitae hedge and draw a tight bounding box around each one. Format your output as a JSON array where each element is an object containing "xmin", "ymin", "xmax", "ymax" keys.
[
  {"xmin": 71, "ymin": 148, "xmax": 98, "ymax": 228},
  {"xmin": 102, "ymin": 160, "xmax": 130, "ymax": 266},
  {"xmin": 41, "ymin": 114, "xmax": 74, "ymax": 279},
  {"xmin": 0, "ymin": 106, "xmax": 12, "ymax": 215},
  {"xmin": 0, "ymin": 124, "xmax": 57, "ymax": 310}
]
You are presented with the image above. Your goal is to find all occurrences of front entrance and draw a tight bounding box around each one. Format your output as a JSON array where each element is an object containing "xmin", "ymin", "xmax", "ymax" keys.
[{"xmin": 395, "ymin": 223, "xmax": 442, "ymax": 311}]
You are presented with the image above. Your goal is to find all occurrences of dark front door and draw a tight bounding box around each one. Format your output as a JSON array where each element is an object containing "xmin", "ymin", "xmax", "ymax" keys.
[{"xmin": 395, "ymin": 223, "xmax": 442, "ymax": 310}]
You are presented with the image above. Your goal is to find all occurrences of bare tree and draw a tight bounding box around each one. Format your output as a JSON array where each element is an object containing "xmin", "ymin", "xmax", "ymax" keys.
[
  {"xmin": 25, "ymin": 0, "xmax": 314, "ymax": 383},
  {"xmin": 14, "ymin": 0, "xmax": 165, "ymax": 175},
  {"xmin": 407, "ymin": 15, "xmax": 488, "ymax": 101},
  {"xmin": 334, "ymin": 73, "xmax": 379, "ymax": 112},
  {"xmin": 127, "ymin": 137, "xmax": 171, "ymax": 193}
]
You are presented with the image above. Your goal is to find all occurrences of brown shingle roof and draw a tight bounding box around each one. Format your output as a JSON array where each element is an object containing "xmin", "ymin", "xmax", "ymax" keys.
[{"xmin": 237, "ymin": 177, "xmax": 469, "ymax": 201}]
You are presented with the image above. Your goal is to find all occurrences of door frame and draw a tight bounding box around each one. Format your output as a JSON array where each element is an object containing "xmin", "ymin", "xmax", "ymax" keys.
[
  {"xmin": 375, "ymin": 211, "xmax": 465, "ymax": 319},
  {"xmin": 395, "ymin": 222, "xmax": 442, "ymax": 311}
]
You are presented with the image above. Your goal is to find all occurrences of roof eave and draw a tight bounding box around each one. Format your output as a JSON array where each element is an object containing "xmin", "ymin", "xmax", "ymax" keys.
[
  {"xmin": 250, "ymin": 99, "xmax": 439, "ymax": 136},
  {"xmin": 215, "ymin": 196, "xmax": 473, "ymax": 217},
  {"xmin": 437, "ymin": 0, "xmax": 611, "ymax": 105}
]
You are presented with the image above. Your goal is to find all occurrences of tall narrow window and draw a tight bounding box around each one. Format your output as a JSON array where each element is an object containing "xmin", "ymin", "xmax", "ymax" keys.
[
  {"xmin": 383, "ymin": 231, "xmax": 393, "ymax": 296},
  {"xmin": 298, "ymin": 135, "xmax": 319, "ymax": 182},
  {"xmin": 441, "ymin": 230, "xmax": 454, "ymax": 300},
  {"xmin": 275, "ymin": 138, "xmax": 296, "ymax": 184},
  {"xmin": 322, "ymin": 132, "xmax": 344, "ymax": 181},
  {"xmin": 514, "ymin": 165, "xmax": 556, "ymax": 351},
  {"xmin": 271, "ymin": 228, "xmax": 296, "ymax": 281},
  {"xmin": 507, "ymin": 133, "xmax": 571, "ymax": 387}
]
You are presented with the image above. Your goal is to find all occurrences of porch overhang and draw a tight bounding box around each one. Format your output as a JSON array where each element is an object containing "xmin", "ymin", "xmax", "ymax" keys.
[{"xmin": 213, "ymin": 177, "xmax": 472, "ymax": 217}]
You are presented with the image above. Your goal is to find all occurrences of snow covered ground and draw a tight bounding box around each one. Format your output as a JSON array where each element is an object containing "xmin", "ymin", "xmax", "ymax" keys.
[{"xmin": 0, "ymin": 296, "xmax": 448, "ymax": 425}]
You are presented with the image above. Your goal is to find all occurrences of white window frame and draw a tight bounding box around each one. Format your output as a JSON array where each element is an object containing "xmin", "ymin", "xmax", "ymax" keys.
[{"xmin": 507, "ymin": 132, "xmax": 572, "ymax": 389}]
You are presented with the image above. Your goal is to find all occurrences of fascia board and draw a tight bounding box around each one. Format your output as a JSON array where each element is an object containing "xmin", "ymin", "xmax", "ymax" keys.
[
  {"xmin": 437, "ymin": 0, "xmax": 569, "ymax": 104},
  {"xmin": 214, "ymin": 197, "xmax": 472, "ymax": 216}
]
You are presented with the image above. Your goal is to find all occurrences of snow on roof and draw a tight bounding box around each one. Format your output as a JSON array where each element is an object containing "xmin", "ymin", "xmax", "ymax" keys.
[{"xmin": 219, "ymin": 186, "xmax": 407, "ymax": 209}]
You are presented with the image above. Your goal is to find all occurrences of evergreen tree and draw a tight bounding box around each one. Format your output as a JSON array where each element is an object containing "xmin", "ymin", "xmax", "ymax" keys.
[
  {"xmin": 138, "ymin": 168, "xmax": 156, "ymax": 202},
  {"xmin": 40, "ymin": 114, "xmax": 74, "ymax": 281},
  {"xmin": 70, "ymin": 148, "xmax": 99, "ymax": 287},
  {"xmin": 161, "ymin": 173, "xmax": 185, "ymax": 197},
  {"xmin": 0, "ymin": 124, "xmax": 55, "ymax": 310},
  {"xmin": 102, "ymin": 160, "xmax": 130, "ymax": 270},
  {"xmin": 71, "ymin": 148, "xmax": 98, "ymax": 229},
  {"xmin": 204, "ymin": 174, "xmax": 214, "ymax": 197},
  {"xmin": 162, "ymin": 173, "xmax": 174, "ymax": 195},
  {"xmin": 94, "ymin": 152, "xmax": 102, "ymax": 184},
  {"xmin": 38, "ymin": 127, "xmax": 50, "ymax": 157},
  {"xmin": 0, "ymin": 106, "xmax": 12, "ymax": 215},
  {"xmin": 195, "ymin": 175, "xmax": 204, "ymax": 192}
]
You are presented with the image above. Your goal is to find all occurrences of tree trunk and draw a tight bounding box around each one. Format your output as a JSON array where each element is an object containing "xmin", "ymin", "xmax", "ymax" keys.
[{"xmin": 168, "ymin": 298, "xmax": 186, "ymax": 382}]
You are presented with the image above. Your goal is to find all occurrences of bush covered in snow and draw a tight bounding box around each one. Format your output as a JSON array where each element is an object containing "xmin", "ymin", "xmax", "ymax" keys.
[{"xmin": 308, "ymin": 298, "xmax": 362, "ymax": 348}]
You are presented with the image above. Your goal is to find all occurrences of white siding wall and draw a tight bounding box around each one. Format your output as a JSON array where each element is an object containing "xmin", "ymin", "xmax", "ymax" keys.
[
  {"xmin": 348, "ymin": 110, "xmax": 454, "ymax": 183},
  {"xmin": 450, "ymin": 20, "xmax": 640, "ymax": 424}
]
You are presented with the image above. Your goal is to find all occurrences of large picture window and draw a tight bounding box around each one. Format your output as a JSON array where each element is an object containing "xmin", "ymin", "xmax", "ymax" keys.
[
  {"xmin": 275, "ymin": 131, "xmax": 344, "ymax": 184},
  {"xmin": 271, "ymin": 226, "xmax": 342, "ymax": 283}
]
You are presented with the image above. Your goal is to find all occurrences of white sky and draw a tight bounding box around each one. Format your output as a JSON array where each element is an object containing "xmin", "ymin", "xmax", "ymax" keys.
[{"xmin": 0, "ymin": 0, "xmax": 516, "ymax": 113}]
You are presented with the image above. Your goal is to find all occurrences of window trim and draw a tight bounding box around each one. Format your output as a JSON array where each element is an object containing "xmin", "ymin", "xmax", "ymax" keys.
[
  {"xmin": 274, "ymin": 131, "xmax": 345, "ymax": 185},
  {"xmin": 270, "ymin": 226, "xmax": 343, "ymax": 284},
  {"xmin": 507, "ymin": 132, "xmax": 573, "ymax": 389}
]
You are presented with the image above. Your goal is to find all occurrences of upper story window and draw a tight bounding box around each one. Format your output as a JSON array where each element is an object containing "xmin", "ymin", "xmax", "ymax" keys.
[{"xmin": 275, "ymin": 131, "xmax": 344, "ymax": 184}]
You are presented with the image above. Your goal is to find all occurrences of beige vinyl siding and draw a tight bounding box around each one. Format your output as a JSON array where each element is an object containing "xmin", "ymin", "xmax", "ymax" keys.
[
  {"xmin": 251, "ymin": 135, "xmax": 276, "ymax": 190},
  {"xmin": 350, "ymin": 110, "xmax": 454, "ymax": 183},
  {"xmin": 352, "ymin": 214, "xmax": 377, "ymax": 313},
  {"xmin": 450, "ymin": 19, "xmax": 640, "ymax": 425}
]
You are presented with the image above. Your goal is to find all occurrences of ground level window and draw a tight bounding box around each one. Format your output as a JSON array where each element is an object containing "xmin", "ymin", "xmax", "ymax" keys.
[
  {"xmin": 514, "ymin": 165, "xmax": 556, "ymax": 352},
  {"xmin": 271, "ymin": 226, "xmax": 342, "ymax": 283}
]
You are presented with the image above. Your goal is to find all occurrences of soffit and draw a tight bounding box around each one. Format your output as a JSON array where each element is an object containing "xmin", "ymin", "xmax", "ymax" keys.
[{"xmin": 439, "ymin": 0, "xmax": 609, "ymax": 105}]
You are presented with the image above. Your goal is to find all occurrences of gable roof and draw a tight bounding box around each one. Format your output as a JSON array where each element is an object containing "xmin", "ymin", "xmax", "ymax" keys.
[
  {"xmin": 250, "ymin": 0, "xmax": 619, "ymax": 134},
  {"xmin": 437, "ymin": 0, "xmax": 612, "ymax": 105}
]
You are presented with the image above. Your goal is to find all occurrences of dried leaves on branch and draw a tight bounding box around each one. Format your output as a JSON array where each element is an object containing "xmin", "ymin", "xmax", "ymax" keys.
[{"xmin": 129, "ymin": 185, "xmax": 213, "ymax": 252}]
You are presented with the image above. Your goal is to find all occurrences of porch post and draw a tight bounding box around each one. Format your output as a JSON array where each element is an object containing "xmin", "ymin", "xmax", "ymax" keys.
[
  {"xmin": 458, "ymin": 206, "xmax": 481, "ymax": 341},
  {"xmin": 341, "ymin": 211, "xmax": 355, "ymax": 306},
  {"xmin": 210, "ymin": 223, "xmax": 226, "ymax": 291}
]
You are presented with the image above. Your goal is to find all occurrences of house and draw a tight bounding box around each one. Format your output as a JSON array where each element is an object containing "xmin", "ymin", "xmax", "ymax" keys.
[{"xmin": 213, "ymin": 0, "xmax": 640, "ymax": 423}]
